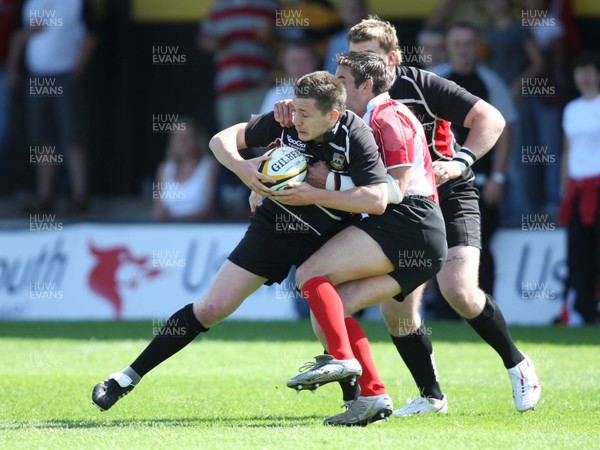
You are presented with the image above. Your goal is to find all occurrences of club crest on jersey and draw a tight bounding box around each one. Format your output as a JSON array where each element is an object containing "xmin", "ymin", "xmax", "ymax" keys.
[{"xmin": 331, "ymin": 152, "xmax": 346, "ymax": 170}]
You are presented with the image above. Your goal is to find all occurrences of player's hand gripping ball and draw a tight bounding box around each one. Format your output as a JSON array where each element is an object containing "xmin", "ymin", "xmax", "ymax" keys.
[{"xmin": 258, "ymin": 146, "xmax": 307, "ymax": 191}]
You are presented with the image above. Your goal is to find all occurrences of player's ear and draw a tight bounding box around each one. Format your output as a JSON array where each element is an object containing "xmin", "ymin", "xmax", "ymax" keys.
[
  {"xmin": 388, "ymin": 50, "xmax": 399, "ymax": 68},
  {"xmin": 362, "ymin": 79, "xmax": 374, "ymax": 93},
  {"xmin": 329, "ymin": 108, "xmax": 340, "ymax": 124}
]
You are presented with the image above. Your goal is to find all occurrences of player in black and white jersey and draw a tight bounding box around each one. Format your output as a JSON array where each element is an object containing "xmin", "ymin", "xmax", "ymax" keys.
[
  {"xmin": 91, "ymin": 71, "xmax": 390, "ymax": 412},
  {"xmin": 276, "ymin": 17, "xmax": 540, "ymax": 414},
  {"xmin": 349, "ymin": 17, "xmax": 540, "ymax": 415}
]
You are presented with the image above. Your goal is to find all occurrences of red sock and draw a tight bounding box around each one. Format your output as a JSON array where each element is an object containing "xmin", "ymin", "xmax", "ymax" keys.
[
  {"xmin": 302, "ymin": 277, "xmax": 353, "ymax": 360},
  {"xmin": 345, "ymin": 317, "xmax": 387, "ymax": 396}
]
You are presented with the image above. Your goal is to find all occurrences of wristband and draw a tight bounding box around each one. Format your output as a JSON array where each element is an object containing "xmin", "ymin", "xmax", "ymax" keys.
[
  {"xmin": 326, "ymin": 173, "xmax": 355, "ymax": 191},
  {"xmin": 452, "ymin": 147, "xmax": 477, "ymax": 171},
  {"xmin": 386, "ymin": 173, "xmax": 404, "ymax": 204}
]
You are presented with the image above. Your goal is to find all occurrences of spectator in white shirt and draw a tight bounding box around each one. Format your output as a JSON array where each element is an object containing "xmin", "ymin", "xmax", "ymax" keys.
[
  {"xmin": 560, "ymin": 52, "xmax": 600, "ymax": 324},
  {"xmin": 7, "ymin": 0, "xmax": 97, "ymax": 213}
]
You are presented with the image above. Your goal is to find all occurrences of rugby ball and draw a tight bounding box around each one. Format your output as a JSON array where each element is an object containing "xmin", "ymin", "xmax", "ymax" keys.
[{"xmin": 258, "ymin": 146, "xmax": 308, "ymax": 191}]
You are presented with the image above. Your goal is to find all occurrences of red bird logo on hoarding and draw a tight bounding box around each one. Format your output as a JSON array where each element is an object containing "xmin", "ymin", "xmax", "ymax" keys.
[{"xmin": 88, "ymin": 242, "xmax": 162, "ymax": 318}]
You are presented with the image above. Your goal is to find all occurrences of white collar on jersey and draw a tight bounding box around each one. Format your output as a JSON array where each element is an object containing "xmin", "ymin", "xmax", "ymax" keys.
[{"xmin": 362, "ymin": 92, "xmax": 390, "ymax": 127}]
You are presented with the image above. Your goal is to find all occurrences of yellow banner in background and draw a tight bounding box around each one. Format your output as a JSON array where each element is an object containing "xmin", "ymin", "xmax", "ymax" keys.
[
  {"xmin": 574, "ymin": 0, "xmax": 599, "ymax": 15},
  {"xmin": 131, "ymin": 0, "xmax": 600, "ymax": 23},
  {"xmin": 131, "ymin": 0, "xmax": 439, "ymax": 22},
  {"xmin": 132, "ymin": 0, "xmax": 212, "ymax": 23}
]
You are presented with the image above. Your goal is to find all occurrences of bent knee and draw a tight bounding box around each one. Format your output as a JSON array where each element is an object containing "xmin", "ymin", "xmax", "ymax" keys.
[
  {"xmin": 295, "ymin": 264, "xmax": 315, "ymax": 289},
  {"xmin": 295, "ymin": 262, "xmax": 330, "ymax": 289},
  {"xmin": 194, "ymin": 299, "xmax": 232, "ymax": 327},
  {"xmin": 439, "ymin": 286, "xmax": 483, "ymax": 317},
  {"xmin": 440, "ymin": 285, "xmax": 470, "ymax": 306},
  {"xmin": 380, "ymin": 300, "xmax": 421, "ymax": 336}
]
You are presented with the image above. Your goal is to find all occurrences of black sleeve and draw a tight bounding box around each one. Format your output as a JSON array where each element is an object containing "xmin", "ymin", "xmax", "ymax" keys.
[
  {"xmin": 414, "ymin": 67, "xmax": 480, "ymax": 126},
  {"xmin": 82, "ymin": 0, "xmax": 97, "ymax": 34},
  {"xmin": 244, "ymin": 112, "xmax": 284, "ymax": 148},
  {"xmin": 345, "ymin": 114, "xmax": 388, "ymax": 187}
]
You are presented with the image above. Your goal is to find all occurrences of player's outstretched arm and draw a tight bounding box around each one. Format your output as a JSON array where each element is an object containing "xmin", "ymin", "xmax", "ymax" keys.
[
  {"xmin": 434, "ymin": 99, "xmax": 506, "ymax": 184},
  {"xmin": 209, "ymin": 123, "xmax": 276, "ymax": 196},
  {"xmin": 270, "ymin": 181, "xmax": 387, "ymax": 215}
]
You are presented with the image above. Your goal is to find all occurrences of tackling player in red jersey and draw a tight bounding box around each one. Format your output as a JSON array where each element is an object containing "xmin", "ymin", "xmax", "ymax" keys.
[{"xmin": 276, "ymin": 52, "xmax": 447, "ymax": 426}]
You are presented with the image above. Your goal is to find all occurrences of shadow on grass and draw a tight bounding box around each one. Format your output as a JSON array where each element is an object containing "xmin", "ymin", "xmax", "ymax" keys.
[
  {"xmin": 0, "ymin": 415, "xmax": 324, "ymax": 431},
  {"xmin": 0, "ymin": 320, "xmax": 598, "ymax": 346}
]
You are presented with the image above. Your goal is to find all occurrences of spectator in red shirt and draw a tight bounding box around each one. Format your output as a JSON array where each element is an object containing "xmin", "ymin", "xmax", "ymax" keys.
[{"xmin": 198, "ymin": 0, "xmax": 279, "ymax": 219}]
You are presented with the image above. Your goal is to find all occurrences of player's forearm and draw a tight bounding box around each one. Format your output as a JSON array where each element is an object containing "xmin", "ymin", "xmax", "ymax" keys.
[
  {"xmin": 208, "ymin": 123, "xmax": 248, "ymax": 173},
  {"xmin": 461, "ymin": 100, "xmax": 505, "ymax": 161},
  {"xmin": 326, "ymin": 170, "xmax": 405, "ymax": 204},
  {"xmin": 313, "ymin": 183, "xmax": 387, "ymax": 215}
]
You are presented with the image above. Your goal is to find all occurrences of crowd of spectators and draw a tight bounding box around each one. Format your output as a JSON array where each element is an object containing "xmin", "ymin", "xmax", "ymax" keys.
[{"xmin": 0, "ymin": 0, "xmax": 598, "ymax": 322}]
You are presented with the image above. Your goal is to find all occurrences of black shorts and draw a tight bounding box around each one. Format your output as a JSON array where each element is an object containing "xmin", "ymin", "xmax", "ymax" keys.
[
  {"xmin": 438, "ymin": 169, "xmax": 481, "ymax": 249},
  {"xmin": 355, "ymin": 196, "xmax": 448, "ymax": 301},
  {"xmin": 228, "ymin": 224, "xmax": 339, "ymax": 285}
]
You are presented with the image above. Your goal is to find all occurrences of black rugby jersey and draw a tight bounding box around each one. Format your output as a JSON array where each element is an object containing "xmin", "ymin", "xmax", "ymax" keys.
[
  {"xmin": 442, "ymin": 72, "xmax": 492, "ymax": 177},
  {"xmin": 245, "ymin": 110, "xmax": 387, "ymax": 236},
  {"xmin": 389, "ymin": 65, "xmax": 480, "ymax": 162}
]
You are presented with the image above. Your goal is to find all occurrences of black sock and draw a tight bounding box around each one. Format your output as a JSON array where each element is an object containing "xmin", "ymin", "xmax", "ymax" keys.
[
  {"xmin": 338, "ymin": 380, "xmax": 360, "ymax": 402},
  {"xmin": 467, "ymin": 294, "xmax": 523, "ymax": 369},
  {"xmin": 130, "ymin": 304, "xmax": 209, "ymax": 377},
  {"xmin": 323, "ymin": 349, "xmax": 359, "ymax": 401},
  {"xmin": 391, "ymin": 325, "xmax": 443, "ymax": 400}
]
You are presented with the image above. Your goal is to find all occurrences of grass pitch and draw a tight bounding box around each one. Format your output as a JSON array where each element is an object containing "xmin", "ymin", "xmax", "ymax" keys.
[{"xmin": 0, "ymin": 320, "xmax": 598, "ymax": 449}]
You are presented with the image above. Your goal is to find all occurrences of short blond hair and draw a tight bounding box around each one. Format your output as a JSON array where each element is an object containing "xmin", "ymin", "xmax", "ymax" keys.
[{"xmin": 347, "ymin": 15, "xmax": 402, "ymax": 63}]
